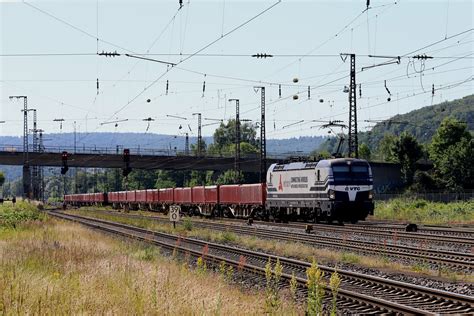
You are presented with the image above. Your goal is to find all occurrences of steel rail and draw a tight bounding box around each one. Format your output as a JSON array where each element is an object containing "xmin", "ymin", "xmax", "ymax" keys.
[
  {"xmin": 79, "ymin": 210, "xmax": 474, "ymax": 271},
  {"xmin": 226, "ymin": 217, "xmax": 474, "ymax": 243},
  {"xmin": 90, "ymin": 209, "xmax": 474, "ymax": 246},
  {"xmin": 48, "ymin": 211, "xmax": 474, "ymax": 315}
]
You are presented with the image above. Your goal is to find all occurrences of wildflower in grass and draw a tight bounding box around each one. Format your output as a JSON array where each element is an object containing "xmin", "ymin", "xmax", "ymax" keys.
[
  {"xmin": 196, "ymin": 256, "xmax": 206, "ymax": 273},
  {"xmin": 264, "ymin": 257, "xmax": 282, "ymax": 313},
  {"xmin": 265, "ymin": 257, "xmax": 272, "ymax": 290},
  {"xmin": 202, "ymin": 244, "xmax": 209, "ymax": 259},
  {"xmin": 306, "ymin": 258, "xmax": 325, "ymax": 316},
  {"xmin": 219, "ymin": 261, "xmax": 227, "ymax": 279},
  {"xmin": 237, "ymin": 255, "xmax": 247, "ymax": 273},
  {"xmin": 289, "ymin": 272, "xmax": 298, "ymax": 302},
  {"xmin": 329, "ymin": 269, "xmax": 341, "ymax": 316},
  {"xmin": 225, "ymin": 265, "xmax": 234, "ymax": 281}
]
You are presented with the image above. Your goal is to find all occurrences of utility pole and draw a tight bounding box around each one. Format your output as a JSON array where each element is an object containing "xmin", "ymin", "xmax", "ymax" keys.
[
  {"xmin": 185, "ymin": 133, "xmax": 189, "ymax": 155},
  {"xmin": 74, "ymin": 121, "xmax": 77, "ymax": 153},
  {"xmin": 348, "ymin": 54, "xmax": 358, "ymax": 158},
  {"xmin": 31, "ymin": 109, "xmax": 39, "ymax": 200},
  {"xmin": 229, "ymin": 99, "xmax": 241, "ymax": 183},
  {"xmin": 192, "ymin": 113, "xmax": 202, "ymax": 156},
  {"xmin": 115, "ymin": 145, "xmax": 121, "ymax": 191},
  {"xmin": 341, "ymin": 53, "xmax": 359, "ymax": 158},
  {"xmin": 255, "ymin": 87, "xmax": 266, "ymax": 183},
  {"xmin": 74, "ymin": 121, "xmax": 78, "ymax": 194},
  {"xmin": 9, "ymin": 95, "xmax": 31, "ymax": 199},
  {"xmin": 38, "ymin": 130, "xmax": 45, "ymax": 202}
]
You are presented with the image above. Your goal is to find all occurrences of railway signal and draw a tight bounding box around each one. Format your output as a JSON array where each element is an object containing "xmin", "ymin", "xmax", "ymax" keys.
[
  {"xmin": 61, "ymin": 151, "xmax": 69, "ymax": 174},
  {"xmin": 122, "ymin": 148, "xmax": 132, "ymax": 177}
]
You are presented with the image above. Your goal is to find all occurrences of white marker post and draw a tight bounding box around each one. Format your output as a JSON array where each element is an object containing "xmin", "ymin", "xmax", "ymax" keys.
[{"xmin": 169, "ymin": 205, "xmax": 180, "ymax": 228}]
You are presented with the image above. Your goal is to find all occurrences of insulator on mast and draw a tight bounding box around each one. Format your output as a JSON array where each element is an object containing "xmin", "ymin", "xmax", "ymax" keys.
[{"xmin": 202, "ymin": 75, "xmax": 206, "ymax": 97}]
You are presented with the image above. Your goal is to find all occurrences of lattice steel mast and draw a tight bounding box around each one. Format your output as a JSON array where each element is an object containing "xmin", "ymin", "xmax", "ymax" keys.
[
  {"xmin": 347, "ymin": 54, "xmax": 358, "ymax": 158},
  {"xmin": 9, "ymin": 95, "xmax": 31, "ymax": 198}
]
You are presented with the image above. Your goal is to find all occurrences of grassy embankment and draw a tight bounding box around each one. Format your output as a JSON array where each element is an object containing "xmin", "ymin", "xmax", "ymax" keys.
[
  {"xmin": 66, "ymin": 209, "xmax": 472, "ymax": 282},
  {"xmin": 0, "ymin": 203, "xmax": 300, "ymax": 314},
  {"xmin": 374, "ymin": 199, "xmax": 474, "ymax": 225}
]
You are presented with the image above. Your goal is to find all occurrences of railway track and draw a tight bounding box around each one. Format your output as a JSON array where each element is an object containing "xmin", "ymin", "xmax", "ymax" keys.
[
  {"xmin": 80, "ymin": 209, "xmax": 474, "ymax": 247},
  {"xmin": 75, "ymin": 209, "xmax": 474, "ymax": 271},
  {"xmin": 48, "ymin": 211, "xmax": 474, "ymax": 315},
  {"xmin": 220, "ymin": 217, "xmax": 474, "ymax": 245}
]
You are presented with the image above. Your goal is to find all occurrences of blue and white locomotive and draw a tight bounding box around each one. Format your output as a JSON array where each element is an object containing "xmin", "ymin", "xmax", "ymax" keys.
[{"xmin": 266, "ymin": 158, "xmax": 374, "ymax": 223}]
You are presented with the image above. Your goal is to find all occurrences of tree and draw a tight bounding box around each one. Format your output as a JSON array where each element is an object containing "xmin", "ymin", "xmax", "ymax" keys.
[
  {"xmin": 391, "ymin": 132, "xmax": 423, "ymax": 185},
  {"xmin": 309, "ymin": 149, "xmax": 332, "ymax": 160},
  {"xmin": 206, "ymin": 120, "xmax": 259, "ymax": 184},
  {"xmin": 358, "ymin": 143, "xmax": 371, "ymax": 160},
  {"xmin": 375, "ymin": 133, "xmax": 397, "ymax": 162},
  {"xmin": 125, "ymin": 169, "xmax": 158, "ymax": 190},
  {"xmin": 410, "ymin": 170, "xmax": 438, "ymax": 192},
  {"xmin": 155, "ymin": 170, "xmax": 177, "ymax": 189},
  {"xmin": 191, "ymin": 139, "xmax": 207, "ymax": 156},
  {"xmin": 429, "ymin": 118, "xmax": 473, "ymax": 191},
  {"xmin": 213, "ymin": 120, "xmax": 257, "ymax": 149},
  {"xmin": 216, "ymin": 170, "xmax": 244, "ymax": 185}
]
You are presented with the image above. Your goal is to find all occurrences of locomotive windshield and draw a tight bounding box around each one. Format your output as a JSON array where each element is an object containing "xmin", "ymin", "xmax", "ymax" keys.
[{"xmin": 332, "ymin": 163, "xmax": 370, "ymax": 184}]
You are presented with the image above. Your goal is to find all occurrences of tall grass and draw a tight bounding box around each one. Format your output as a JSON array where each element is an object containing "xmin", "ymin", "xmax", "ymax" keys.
[
  {"xmin": 0, "ymin": 218, "xmax": 300, "ymax": 315},
  {"xmin": 374, "ymin": 198, "xmax": 474, "ymax": 225}
]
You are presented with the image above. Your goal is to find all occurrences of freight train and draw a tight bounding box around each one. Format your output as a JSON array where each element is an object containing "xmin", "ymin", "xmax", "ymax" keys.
[{"xmin": 64, "ymin": 158, "xmax": 374, "ymax": 223}]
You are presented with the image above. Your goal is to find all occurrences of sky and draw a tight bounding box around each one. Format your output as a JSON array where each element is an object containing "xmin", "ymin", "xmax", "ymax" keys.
[{"xmin": 1, "ymin": 0, "xmax": 473, "ymax": 143}]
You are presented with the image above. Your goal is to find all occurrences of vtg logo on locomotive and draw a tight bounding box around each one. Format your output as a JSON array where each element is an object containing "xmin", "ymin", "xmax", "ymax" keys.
[{"xmin": 344, "ymin": 186, "xmax": 361, "ymax": 191}]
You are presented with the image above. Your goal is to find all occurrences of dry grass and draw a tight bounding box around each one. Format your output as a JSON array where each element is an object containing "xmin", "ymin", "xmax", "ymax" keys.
[
  {"xmin": 67, "ymin": 209, "xmax": 473, "ymax": 283},
  {"xmin": 0, "ymin": 217, "xmax": 301, "ymax": 315}
]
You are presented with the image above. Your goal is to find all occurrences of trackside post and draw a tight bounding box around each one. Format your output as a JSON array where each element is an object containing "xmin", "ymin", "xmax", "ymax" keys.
[{"xmin": 170, "ymin": 205, "xmax": 180, "ymax": 228}]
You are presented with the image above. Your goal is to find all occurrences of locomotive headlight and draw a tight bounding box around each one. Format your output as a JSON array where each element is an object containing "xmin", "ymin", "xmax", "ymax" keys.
[
  {"xmin": 328, "ymin": 189, "xmax": 335, "ymax": 200},
  {"xmin": 368, "ymin": 190, "xmax": 374, "ymax": 200}
]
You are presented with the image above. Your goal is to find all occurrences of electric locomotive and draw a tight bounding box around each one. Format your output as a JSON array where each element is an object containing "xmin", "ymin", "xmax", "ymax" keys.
[{"xmin": 266, "ymin": 158, "xmax": 374, "ymax": 223}]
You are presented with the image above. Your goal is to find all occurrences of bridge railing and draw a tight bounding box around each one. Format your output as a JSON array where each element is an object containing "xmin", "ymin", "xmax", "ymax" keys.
[{"xmin": 0, "ymin": 144, "xmax": 305, "ymax": 160}]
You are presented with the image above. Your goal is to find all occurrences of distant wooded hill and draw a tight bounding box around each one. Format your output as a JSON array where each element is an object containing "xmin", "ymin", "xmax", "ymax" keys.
[
  {"xmin": 318, "ymin": 94, "xmax": 474, "ymax": 154},
  {"xmin": 361, "ymin": 94, "xmax": 473, "ymax": 149}
]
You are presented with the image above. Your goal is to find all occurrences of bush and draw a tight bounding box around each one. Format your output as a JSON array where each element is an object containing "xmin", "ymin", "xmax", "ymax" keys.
[
  {"xmin": 221, "ymin": 231, "xmax": 237, "ymax": 243},
  {"xmin": 0, "ymin": 201, "xmax": 44, "ymax": 228},
  {"xmin": 183, "ymin": 217, "xmax": 193, "ymax": 231},
  {"xmin": 409, "ymin": 171, "xmax": 439, "ymax": 192}
]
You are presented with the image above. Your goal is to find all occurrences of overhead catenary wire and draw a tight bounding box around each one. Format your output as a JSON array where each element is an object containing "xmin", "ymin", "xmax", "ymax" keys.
[
  {"xmin": 8, "ymin": 1, "xmax": 472, "ymax": 142},
  {"xmin": 99, "ymin": 0, "xmax": 282, "ymax": 127}
]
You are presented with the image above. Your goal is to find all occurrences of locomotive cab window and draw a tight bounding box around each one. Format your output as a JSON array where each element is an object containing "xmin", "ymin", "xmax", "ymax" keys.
[
  {"xmin": 332, "ymin": 163, "xmax": 369, "ymax": 183},
  {"xmin": 351, "ymin": 165, "xmax": 369, "ymax": 179}
]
